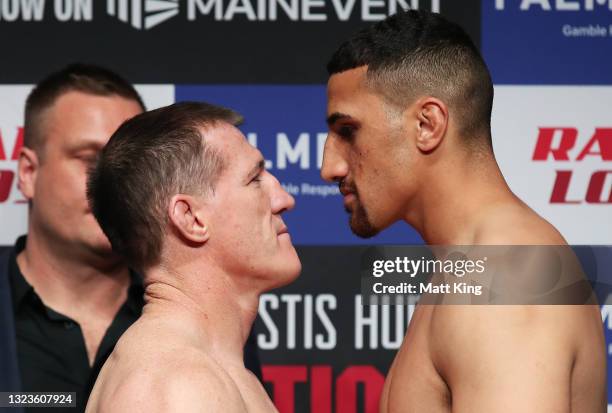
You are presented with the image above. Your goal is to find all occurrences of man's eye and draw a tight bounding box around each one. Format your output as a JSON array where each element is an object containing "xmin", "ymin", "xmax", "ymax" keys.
[
  {"xmin": 77, "ymin": 155, "xmax": 97, "ymax": 164},
  {"xmin": 338, "ymin": 125, "xmax": 355, "ymax": 139},
  {"xmin": 250, "ymin": 175, "xmax": 262, "ymax": 184}
]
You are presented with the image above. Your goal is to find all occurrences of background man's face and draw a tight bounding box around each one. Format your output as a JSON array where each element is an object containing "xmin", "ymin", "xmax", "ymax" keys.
[
  {"xmin": 322, "ymin": 67, "xmax": 415, "ymax": 238},
  {"xmin": 204, "ymin": 123, "xmax": 301, "ymax": 287},
  {"xmin": 28, "ymin": 91, "xmax": 142, "ymax": 256}
]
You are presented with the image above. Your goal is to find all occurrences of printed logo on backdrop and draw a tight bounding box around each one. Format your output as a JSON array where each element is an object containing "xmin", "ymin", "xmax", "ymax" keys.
[
  {"xmin": 0, "ymin": 86, "xmax": 31, "ymax": 246},
  {"xmin": 0, "ymin": 0, "xmax": 480, "ymax": 83},
  {"xmin": 179, "ymin": 0, "xmax": 439, "ymax": 23},
  {"xmin": 254, "ymin": 246, "xmax": 415, "ymax": 413},
  {"xmin": 0, "ymin": 0, "xmax": 92, "ymax": 21},
  {"xmin": 0, "ymin": 0, "xmax": 439, "ymax": 24},
  {"xmin": 0, "ymin": 127, "xmax": 25, "ymax": 205},
  {"xmin": 533, "ymin": 127, "xmax": 612, "ymax": 205},
  {"xmin": 483, "ymin": 0, "xmax": 612, "ymax": 84},
  {"xmin": 107, "ymin": 0, "xmax": 179, "ymax": 30},
  {"xmin": 493, "ymin": 0, "xmax": 612, "ymax": 37},
  {"xmin": 491, "ymin": 86, "xmax": 612, "ymax": 245}
]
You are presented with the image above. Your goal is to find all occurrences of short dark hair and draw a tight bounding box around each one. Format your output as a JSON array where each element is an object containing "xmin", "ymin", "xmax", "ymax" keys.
[
  {"xmin": 87, "ymin": 102, "xmax": 243, "ymax": 271},
  {"xmin": 24, "ymin": 63, "xmax": 146, "ymax": 154},
  {"xmin": 327, "ymin": 10, "xmax": 494, "ymax": 147}
]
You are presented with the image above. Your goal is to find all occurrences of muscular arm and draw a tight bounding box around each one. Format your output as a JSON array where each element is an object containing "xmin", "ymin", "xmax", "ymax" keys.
[
  {"xmin": 98, "ymin": 363, "xmax": 248, "ymax": 413},
  {"xmin": 432, "ymin": 306, "xmax": 581, "ymax": 413}
]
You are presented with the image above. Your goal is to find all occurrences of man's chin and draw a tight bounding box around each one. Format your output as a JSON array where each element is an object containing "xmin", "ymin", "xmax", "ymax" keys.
[
  {"xmin": 285, "ymin": 251, "xmax": 303, "ymax": 281},
  {"xmin": 267, "ymin": 260, "xmax": 302, "ymax": 290},
  {"xmin": 349, "ymin": 216, "xmax": 380, "ymax": 239},
  {"xmin": 345, "ymin": 199, "xmax": 379, "ymax": 238},
  {"xmin": 86, "ymin": 237, "xmax": 119, "ymax": 258}
]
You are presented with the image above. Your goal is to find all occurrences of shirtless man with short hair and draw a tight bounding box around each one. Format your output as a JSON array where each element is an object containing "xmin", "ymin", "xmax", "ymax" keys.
[
  {"xmin": 85, "ymin": 102, "xmax": 301, "ymax": 413},
  {"xmin": 322, "ymin": 10, "xmax": 605, "ymax": 412}
]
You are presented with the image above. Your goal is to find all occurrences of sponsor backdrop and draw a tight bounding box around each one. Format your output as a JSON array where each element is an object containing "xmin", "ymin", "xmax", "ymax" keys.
[{"xmin": 1, "ymin": 0, "xmax": 611, "ymax": 411}]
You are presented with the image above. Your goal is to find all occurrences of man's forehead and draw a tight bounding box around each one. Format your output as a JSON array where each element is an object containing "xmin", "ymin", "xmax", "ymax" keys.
[
  {"xmin": 200, "ymin": 122, "xmax": 245, "ymax": 151},
  {"xmin": 201, "ymin": 122, "xmax": 259, "ymax": 168},
  {"xmin": 44, "ymin": 91, "xmax": 142, "ymax": 147},
  {"xmin": 49, "ymin": 90, "xmax": 142, "ymax": 118},
  {"xmin": 327, "ymin": 66, "xmax": 369, "ymax": 98},
  {"xmin": 327, "ymin": 66, "xmax": 381, "ymax": 121}
]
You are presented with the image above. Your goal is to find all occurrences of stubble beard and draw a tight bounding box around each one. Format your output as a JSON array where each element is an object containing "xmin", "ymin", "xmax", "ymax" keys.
[{"xmin": 347, "ymin": 194, "xmax": 379, "ymax": 238}]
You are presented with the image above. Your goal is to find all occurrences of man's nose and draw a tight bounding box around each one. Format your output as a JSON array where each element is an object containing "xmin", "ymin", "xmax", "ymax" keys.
[
  {"xmin": 320, "ymin": 135, "xmax": 348, "ymax": 183},
  {"xmin": 269, "ymin": 173, "xmax": 295, "ymax": 214}
]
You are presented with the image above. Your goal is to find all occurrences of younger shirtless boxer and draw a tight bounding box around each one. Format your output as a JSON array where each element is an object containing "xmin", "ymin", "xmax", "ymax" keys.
[{"xmin": 322, "ymin": 10, "xmax": 605, "ymax": 413}]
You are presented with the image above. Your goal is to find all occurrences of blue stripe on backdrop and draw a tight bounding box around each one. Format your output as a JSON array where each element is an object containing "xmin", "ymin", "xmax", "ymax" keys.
[
  {"xmin": 175, "ymin": 85, "xmax": 423, "ymax": 245},
  {"xmin": 482, "ymin": 1, "xmax": 612, "ymax": 85}
]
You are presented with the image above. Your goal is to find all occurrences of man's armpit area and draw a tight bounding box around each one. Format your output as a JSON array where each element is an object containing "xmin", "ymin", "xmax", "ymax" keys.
[{"xmin": 430, "ymin": 306, "xmax": 580, "ymax": 413}]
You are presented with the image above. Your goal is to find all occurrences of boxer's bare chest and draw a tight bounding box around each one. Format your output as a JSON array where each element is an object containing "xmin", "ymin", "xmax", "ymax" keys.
[{"xmin": 379, "ymin": 305, "xmax": 451, "ymax": 413}]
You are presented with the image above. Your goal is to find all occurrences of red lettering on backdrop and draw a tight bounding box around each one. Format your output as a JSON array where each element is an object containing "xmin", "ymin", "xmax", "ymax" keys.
[
  {"xmin": 577, "ymin": 128, "xmax": 612, "ymax": 161},
  {"xmin": 264, "ymin": 365, "xmax": 386, "ymax": 413},
  {"xmin": 311, "ymin": 366, "xmax": 332, "ymax": 413},
  {"xmin": 0, "ymin": 128, "xmax": 24, "ymax": 161},
  {"xmin": 586, "ymin": 171, "xmax": 612, "ymax": 203},
  {"xmin": 550, "ymin": 171, "xmax": 581, "ymax": 204},
  {"xmin": 11, "ymin": 127, "xmax": 24, "ymax": 160},
  {"xmin": 263, "ymin": 365, "xmax": 307, "ymax": 413},
  {"xmin": 336, "ymin": 366, "xmax": 385, "ymax": 413},
  {"xmin": 0, "ymin": 131, "xmax": 6, "ymax": 160},
  {"xmin": 532, "ymin": 127, "xmax": 577, "ymax": 161},
  {"xmin": 0, "ymin": 170, "xmax": 15, "ymax": 203}
]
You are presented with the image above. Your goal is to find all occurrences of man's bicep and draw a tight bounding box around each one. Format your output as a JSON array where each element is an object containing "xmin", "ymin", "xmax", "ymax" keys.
[
  {"xmin": 162, "ymin": 388, "xmax": 247, "ymax": 413},
  {"xmin": 437, "ymin": 306, "xmax": 573, "ymax": 413},
  {"xmin": 162, "ymin": 370, "xmax": 247, "ymax": 413}
]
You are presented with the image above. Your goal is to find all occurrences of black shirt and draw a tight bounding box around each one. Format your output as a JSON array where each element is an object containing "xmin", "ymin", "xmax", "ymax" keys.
[{"xmin": 8, "ymin": 237, "xmax": 144, "ymax": 413}]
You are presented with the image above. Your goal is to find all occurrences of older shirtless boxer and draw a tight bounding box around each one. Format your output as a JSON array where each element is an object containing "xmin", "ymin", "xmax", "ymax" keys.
[
  {"xmin": 85, "ymin": 102, "xmax": 301, "ymax": 413},
  {"xmin": 322, "ymin": 10, "xmax": 605, "ymax": 413}
]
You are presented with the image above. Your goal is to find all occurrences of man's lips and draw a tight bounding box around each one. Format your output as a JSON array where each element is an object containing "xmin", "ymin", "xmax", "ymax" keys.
[
  {"xmin": 339, "ymin": 179, "xmax": 356, "ymax": 197},
  {"xmin": 340, "ymin": 183, "xmax": 357, "ymax": 208},
  {"xmin": 339, "ymin": 186, "xmax": 354, "ymax": 197},
  {"xmin": 277, "ymin": 226, "xmax": 289, "ymax": 235},
  {"xmin": 343, "ymin": 193, "xmax": 356, "ymax": 208}
]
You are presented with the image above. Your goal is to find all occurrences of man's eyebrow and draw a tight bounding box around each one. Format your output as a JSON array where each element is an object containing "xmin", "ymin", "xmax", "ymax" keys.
[
  {"xmin": 326, "ymin": 112, "xmax": 353, "ymax": 126},
  {"xmin": 247, "ymin": 159, "xmax": 265, "ymax": 180}
]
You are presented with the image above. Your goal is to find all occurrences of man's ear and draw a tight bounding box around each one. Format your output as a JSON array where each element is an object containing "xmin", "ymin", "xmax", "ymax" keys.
[
  {"xmin": 17, "ymin": 147, "xmax": 39, "ymax": 200},
  {"xmin": 413, "ymin": 97, "xmax": 448, "ymax": 153},
  {"xmin": 168, "ymin": 194, "xmax": 210, "ymax": 244}
]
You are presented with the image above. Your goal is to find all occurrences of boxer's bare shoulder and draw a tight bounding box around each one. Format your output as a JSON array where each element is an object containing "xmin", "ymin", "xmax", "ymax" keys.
[
  {"xmin": 432, "ymin": 304, "xmax": 604, "ymax": 412},
  {"xmin": 86, "ymin": 317, "xmax": 248, "ymax": 413},
  {"xmin": 381, "ymin": 205, "xmax": 605, "ymax": 413},
  {"xmin": 382, "ymin": 303, "xmax": 605, "ymax": 412},
  {"xmin": 471, "ymin": 200, "xmax": 566, "ymax": 245}
]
